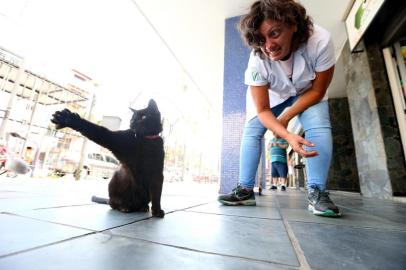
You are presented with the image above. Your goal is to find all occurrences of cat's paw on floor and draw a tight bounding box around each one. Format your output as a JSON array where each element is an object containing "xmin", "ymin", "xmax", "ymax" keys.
[{"xmin": 152, "ymin": 209, "xmax": 165, "ymax": 218}]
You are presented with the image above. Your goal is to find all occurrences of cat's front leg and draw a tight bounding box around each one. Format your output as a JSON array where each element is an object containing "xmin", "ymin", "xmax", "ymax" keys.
[
  {"xmin": 150, "ymin": 174, "xmax": 165, "ymax": 218},
  {"xmin": 51, "ymin": 109, "xmax": 121, "ymax": 153}
]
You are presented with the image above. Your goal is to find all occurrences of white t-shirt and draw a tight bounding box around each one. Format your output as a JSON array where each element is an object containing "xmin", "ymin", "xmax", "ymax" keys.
[
  {"xmin": 279, "ymin": 53, "xmax": 294, "ymax": 79},
  {"xmin": 244, "ymin": 24, "xmax": 335, "ymax": 121}
]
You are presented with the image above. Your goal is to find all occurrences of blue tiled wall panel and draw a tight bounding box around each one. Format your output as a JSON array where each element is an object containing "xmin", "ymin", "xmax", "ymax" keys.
[{"xmin": 220, "ymin": 16, "xmax": 251, "ymax": 193}]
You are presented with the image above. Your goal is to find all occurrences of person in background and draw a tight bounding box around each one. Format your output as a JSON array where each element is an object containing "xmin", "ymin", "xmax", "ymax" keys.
[
  {"xmin": 287, "ymin": 156, "xmax": 295, "ymax": 187},
  {"xmin": 218, "ymin": 0, "xmax": 340, "ymax": 217},
  {"xmin": 268, "ymin": 134, "xmax": 288, "ymax": 191},
  {"xmin": 23, "ymin": 146, "xmax": 34, "ymax": 165},
  {"xmin": 0, "ymin": 139, "xmax": 8, "ymax": 171}
]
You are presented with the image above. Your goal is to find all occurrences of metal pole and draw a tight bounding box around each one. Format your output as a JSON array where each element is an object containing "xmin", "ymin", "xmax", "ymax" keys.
[
  {"xmin": 74, "ymin": 92, "xmax": 96, "ymax": 180},
  {"xmin": 0, "ymin": 61, "xmax": 25, "ymax": 139},
  {"xmin": 21, "ymin": 78, "xmax": 43, "ymax": 153},
  {"xmin": 0, "ymin": 65, "xmax": 12, "ymax": 92}
]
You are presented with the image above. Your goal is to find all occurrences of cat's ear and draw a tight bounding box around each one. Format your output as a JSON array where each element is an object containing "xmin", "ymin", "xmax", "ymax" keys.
[
  {"xmin": 129, "ymin": 107, "xmax": 137, "ymax": 114},
  {"xmin": 148, "ymin": 99, "xmax": 159, "ymax": 111}
]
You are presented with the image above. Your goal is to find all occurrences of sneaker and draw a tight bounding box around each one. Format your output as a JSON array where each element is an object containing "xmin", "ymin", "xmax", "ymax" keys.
[
  {"xmin": 281, "ymin": 185, "xmax": 286, "ymax": 191},
  {"xmin": 270, "ymin": 185, "xmax": 277, "ymax": 190},
  {"xmin": 307, "ymin": 187, "xmax": 341, "ymax": 217},
  {"xmin": 218, "ymin": 185, "xmax": 256, "ymax": 206}
]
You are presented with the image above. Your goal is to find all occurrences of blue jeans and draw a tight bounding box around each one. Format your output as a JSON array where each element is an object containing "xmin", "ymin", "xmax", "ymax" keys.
[{"xmin": 239, "ymin": 96, "xmax": 332, "ymax": 191}]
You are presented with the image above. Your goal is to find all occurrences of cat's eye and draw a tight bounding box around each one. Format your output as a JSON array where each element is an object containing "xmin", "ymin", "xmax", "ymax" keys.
[{"xmin": 141, "ymin": 115, "xmax": 147, "ymax": 120}]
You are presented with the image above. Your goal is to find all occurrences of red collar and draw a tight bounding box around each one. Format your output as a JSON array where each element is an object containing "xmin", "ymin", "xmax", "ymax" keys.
[{"xmin": 144, "ymin": 135, "xmax": 161, "ymax": 140}]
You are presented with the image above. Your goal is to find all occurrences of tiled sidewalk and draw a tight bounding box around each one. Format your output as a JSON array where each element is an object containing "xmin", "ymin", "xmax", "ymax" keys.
[{"xmin": 0, "ymin": 176, "xmax": 405, "ymax": 270}]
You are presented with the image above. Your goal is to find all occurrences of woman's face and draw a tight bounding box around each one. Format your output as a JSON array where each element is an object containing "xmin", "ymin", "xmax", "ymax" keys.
[{"xmin": 259, "ymin": 19, "xmax": 297, "ymax": 61}]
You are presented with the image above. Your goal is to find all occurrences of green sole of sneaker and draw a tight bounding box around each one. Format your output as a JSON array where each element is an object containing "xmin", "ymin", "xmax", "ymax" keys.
[
  {"xmin": 308, "ymin": 205, "xmax": 341, "ymax": 217},
  {"xmin": 313, "ymin": 210, "xmax": 341, "ymax": 217},
  {"xmin": 218, "ymin": 199, "xmax": 256, "ymax": 206}
]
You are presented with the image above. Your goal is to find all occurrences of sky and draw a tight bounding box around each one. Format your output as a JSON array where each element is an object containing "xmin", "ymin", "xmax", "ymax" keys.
[{"xmin": 0, "ymin": 0, "xmax": 223, "ymax": 126}]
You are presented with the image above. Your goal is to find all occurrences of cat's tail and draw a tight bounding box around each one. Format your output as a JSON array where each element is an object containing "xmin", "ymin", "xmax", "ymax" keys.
[{"xmin": 91, "ymin": 196, "xmax": 109, "ymax": 204}]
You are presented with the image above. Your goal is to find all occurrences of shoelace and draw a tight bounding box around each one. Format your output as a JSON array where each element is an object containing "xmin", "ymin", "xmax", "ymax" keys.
[
  {"xmin": 310, "ymin": 188, "xmax": 330, "ymax": 200},
  {"xmin": 319, "ymin": 191, "xmax": 333, "ymax": 204},
  {"xmin": 233, "ymin": 185, "xmax": 250, "ymax": 198},
  {"xmin": 233, "ymin": 186, "xmax": 245, "ymax": 195}
]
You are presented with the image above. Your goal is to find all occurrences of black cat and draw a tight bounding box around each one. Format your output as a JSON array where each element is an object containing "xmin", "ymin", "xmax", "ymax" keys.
[{"xmin": 51, "ymin": 99, "xmax": 165, "ymax": 217}]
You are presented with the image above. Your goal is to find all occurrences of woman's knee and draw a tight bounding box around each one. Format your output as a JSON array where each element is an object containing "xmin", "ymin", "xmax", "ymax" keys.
[
  {"xmin": 299, "ymin": 101, "xmax": 331, "ymax": 131},
  {"xmin": 242, "ymin": 117, "xmax": 267, "ymax": 139}
]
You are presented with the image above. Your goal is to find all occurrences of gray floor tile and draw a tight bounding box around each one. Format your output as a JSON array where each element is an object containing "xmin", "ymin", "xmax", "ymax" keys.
[
  {"xmin": 335, "ymin": 200, "xmax": 406, "ymax": 224},
  {"xmin": 9, "ymin": 204, "xmax": 151, "ymax": 231},
  {"xmin": 0, "ymin": 213, "xmax": 91, "ymax": 257},
  {"xmin": 0, "ymin": 178, "xmax": 107, "ymax": 212},
  {"xmin": 0, "ymin": 177, "xmax": 107, "ymax": 199},
  {"xmin": 290, "ymin": 221, "xmax": 406, "ymax": 270},
  {"xmin": 0, "ymin": 233, "xmax": 292, "ymax": 270},
  {"xmin": 160, "ymin": 195, "xmax": 215, "ymax": 213},
  {"xmin": 0, "ymin": 190, "xmax": 31, "ymax": 199},
  {"xmin": 336, "ymin": 196, "xmax": 406, "ymax": 225},
  {"xmin": 260, "ymin": 189, "xmax": 303, "ymax": 197},
  {"xmin": 338, "ymin": 205, "xmax": 406, "ymax": 225},
  {"xmin": 274, "ymin": 197, "xmax": 308, "ymax": 209},
  {"xmin": 1, "ymin": 178, "xmax": 405, "ymax": 269},
  {"xmin": 334, "ymin": 196, "xmax": 406, "ymax": 209},
  {"xmin": 0, "ymin": 196, "xmax": 93, "ymax": 212},
  {"xmin": 186, "ymin": 202, "xmax": 281, "ymax": 219},
  {"xmin": 254, "ymin": 193, "xmax": 276, "ymax": 201},
  {"xmin": 280, "ymin": 208, "xmax": 405, "ymax": 230},
  {"xmin": 110, "ymin": 211, "xmax": 299, "ymax": 266}
]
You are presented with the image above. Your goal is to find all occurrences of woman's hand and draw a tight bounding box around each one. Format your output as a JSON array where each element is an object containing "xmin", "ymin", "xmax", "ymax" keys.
[{"xmin": 285, "ymin": 133, "xmax": 318, "ymax": 157}]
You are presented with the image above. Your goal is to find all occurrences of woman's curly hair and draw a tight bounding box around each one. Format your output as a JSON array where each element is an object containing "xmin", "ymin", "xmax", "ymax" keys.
[{"xmin": 239, "ymin": 0, "xmax": 313, "ymax": 58}]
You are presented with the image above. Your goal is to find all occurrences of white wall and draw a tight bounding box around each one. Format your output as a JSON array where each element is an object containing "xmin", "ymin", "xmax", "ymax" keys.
[{"xmin": 135, "ymin": 0, "xmax": 226, "ymax": 111}]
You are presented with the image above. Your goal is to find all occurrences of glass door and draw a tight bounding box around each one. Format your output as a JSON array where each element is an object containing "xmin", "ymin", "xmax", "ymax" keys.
[{"xmin": 382, "ymin": 38, "xmax": 406, "ymax": 160}]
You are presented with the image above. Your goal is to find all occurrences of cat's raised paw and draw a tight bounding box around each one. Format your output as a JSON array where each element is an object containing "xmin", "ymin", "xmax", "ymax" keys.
[{"xmin": 51, "ymin": 109, "xmax": 81, "ymax": 129}]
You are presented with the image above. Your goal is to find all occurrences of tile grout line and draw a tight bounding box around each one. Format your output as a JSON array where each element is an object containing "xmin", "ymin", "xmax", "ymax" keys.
[
  {"xmin": 1, "ymin": 211, "xmax": 99, "ymax": 231},
  {"xmin": 273, "ymin": 196, "xmax": 312, "ymax": 270},
  {"xmin": 184, "ymin": 209, "xmax": 283, "ymax": 220},
  {"xmin": 0, "ymin": 232, "xmax": 98, "ymax": 259},
  {"xmin": 165, "ymin": 202, "xmax": 214, "ymax": 213},
  {"xmin": 287, "ymin": 218, "xmax": 406, "ymax": 233},
  {"xmin": 32, "ymin": 203, "xmax": 95, "ymax": 210},
  {"xmin": 2, "ymin": 211, "xmax": 154, "ymax": 233}
]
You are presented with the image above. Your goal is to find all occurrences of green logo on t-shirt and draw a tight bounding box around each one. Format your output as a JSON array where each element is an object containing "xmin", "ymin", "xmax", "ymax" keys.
[{"xmin": 252, "ymin": 71, "xmax": 259, "ymax": 81}]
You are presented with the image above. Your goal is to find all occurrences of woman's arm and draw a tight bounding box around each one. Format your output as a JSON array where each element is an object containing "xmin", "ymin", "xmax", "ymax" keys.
[
  {"xmin": 250, "ymin": 85, "xmax": 317, "ymax": 157},
  {"xmin": 278, "ymin": 66, "xmax": 335, "ymax": 126}
]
